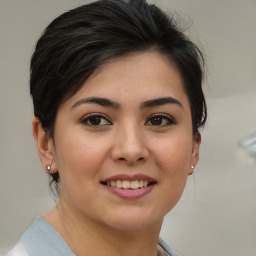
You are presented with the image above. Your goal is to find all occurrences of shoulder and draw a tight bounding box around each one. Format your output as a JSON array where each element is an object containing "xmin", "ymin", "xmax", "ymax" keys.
[
  {"xmin": 3, "ymin": 240, "xmax": 29, "ymax": 256},
  {"xmin": 158, "ymin": 237, "xmax": 179, "ymax": 256},
  {"xmin": 20, "ymin": 217, "xmax": 75, "ymax": 256},
  {"xmin": 3, "ymin": 217, "xmax": 74, "ymax": 256}
]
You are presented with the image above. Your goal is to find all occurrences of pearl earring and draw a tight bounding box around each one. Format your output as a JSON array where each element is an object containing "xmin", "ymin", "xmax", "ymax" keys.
[{"xmin": 46, "ymin": 163, "xmax": 52, "ymax": 172}]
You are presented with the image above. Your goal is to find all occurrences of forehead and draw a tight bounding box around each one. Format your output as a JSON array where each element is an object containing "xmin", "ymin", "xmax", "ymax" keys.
[{"xmin": 64, "ymin": 51, "xmax": 189, "ymax": 110}]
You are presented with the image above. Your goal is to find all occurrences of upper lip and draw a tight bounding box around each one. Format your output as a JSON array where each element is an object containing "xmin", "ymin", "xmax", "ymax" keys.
[{"xmin": 102, "ymin": 174, "xmax": 156, "ymax": 183}]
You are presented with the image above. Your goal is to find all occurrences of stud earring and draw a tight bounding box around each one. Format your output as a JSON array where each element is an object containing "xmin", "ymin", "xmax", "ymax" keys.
[
  {"xmin": 46, "ymin": 163, "xmax": 52, "ymax": 173},
  {"xmin": 188, "ymin": 166, "xmax": 194, "ymax": 175}
]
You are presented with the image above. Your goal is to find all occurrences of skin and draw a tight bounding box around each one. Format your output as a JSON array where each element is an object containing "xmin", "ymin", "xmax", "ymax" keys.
[{"xmin": 33, "ymin": 51, "xmax": 201, "ymax": 256}]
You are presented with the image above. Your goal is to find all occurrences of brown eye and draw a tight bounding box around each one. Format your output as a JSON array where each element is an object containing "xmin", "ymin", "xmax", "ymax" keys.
[
  {"xmin": 150, "ymin": 116, "xmax": 163, "ymax": 126},
  {"xmin": 82, "ymin": 114, "xmax": 111, "ymax": 127},
  {"xmin": 89, "ymin": 116, "xmax": 102, "ymax": 126},
  {"xmin": 146, "ymin": 114, "xmax": 176, "ymax": 126}
]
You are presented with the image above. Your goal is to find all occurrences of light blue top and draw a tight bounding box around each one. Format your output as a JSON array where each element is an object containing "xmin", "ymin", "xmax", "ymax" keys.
[
  {"xmin": 22, "ymin": 217, "xmax": 75, "ymax": 255},
  {"xmin": 7, "ymin": 217, "xmax": 179, "ymax": 256}
]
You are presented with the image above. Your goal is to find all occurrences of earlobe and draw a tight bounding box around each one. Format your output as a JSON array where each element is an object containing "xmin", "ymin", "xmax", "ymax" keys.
[
  {"xmin": 188, "ymin": 133, "xmax": 201, "ymax": 175},
  {"xmin": 32, "ymin": 117, "xmax": 57, "ymax": 173}
]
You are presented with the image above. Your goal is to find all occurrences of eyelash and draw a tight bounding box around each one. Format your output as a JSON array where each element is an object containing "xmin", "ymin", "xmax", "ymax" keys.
[
  {"xmin": 145, "ymin": 113, "xmax": 176, "ymax": 127},
  {"xmin": 81, "ymin": 113, "xmax": 112, "ymax": 127},
  {"xmin": 81, "ymin": 113, "xmax": 176, "ymax": 127}
]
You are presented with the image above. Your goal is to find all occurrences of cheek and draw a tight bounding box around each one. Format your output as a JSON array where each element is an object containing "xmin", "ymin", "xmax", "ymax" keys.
[
  {"xmin": 54, "ymin": 136, "xmax": 108, "ymax": 204},
  {"xmin": 54, "ymin": 133, "xmax": 110, "ymax": 180},
  {"xmin": 155, "ymin": 136, "xmax": 193, "ymax": 173},
  {"xmin": 153, "ymin": 134, "xmax": 193, "ymax": 196},
  {"xmin": 152, "ymin": 138, "xmax": 192, "ymax": 213}
]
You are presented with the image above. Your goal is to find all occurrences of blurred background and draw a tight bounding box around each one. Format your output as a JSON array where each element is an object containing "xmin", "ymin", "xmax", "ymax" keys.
[{"xmin": 0, "ymin": 0, "xmax": 255, "ymax": 255}]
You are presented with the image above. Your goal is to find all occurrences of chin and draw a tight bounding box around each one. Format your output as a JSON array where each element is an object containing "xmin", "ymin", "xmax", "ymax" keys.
[{"xmin": 101, "ymin": 208, "xmax": 164, "ymax": 232}]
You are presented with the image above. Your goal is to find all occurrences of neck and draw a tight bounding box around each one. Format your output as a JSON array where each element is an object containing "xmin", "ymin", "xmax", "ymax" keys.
[{"xmin": 44, "ymin": 202, "xmax": 163, "ymax": 256}]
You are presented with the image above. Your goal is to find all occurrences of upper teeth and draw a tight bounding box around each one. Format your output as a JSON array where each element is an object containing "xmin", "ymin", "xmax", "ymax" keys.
[{"xmin": 107, "ymin": 180, "xmax": 148, "ymax": 189}]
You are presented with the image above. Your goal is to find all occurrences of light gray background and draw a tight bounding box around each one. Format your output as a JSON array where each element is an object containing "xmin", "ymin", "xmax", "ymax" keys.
[{"xmin": 0, "ymin": 0, "xmax": 255, "ymax": 255}]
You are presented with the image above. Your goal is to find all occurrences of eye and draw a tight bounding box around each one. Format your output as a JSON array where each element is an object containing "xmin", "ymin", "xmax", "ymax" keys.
[
  {"xmin": 81, "ymin": 113, "xmax": 112, "ymax": 127},
  {"xmin": 145, "ymin": 114, "xmax": 176, "ymax": 126}
]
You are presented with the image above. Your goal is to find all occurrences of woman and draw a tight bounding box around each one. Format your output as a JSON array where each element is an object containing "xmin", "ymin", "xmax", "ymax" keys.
[{"xmin": 6, "ymin": 0, "xmax": 206, "ymax": 255}]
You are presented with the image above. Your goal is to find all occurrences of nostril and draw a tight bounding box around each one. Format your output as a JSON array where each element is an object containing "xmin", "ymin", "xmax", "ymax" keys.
[{"xmin": 118, "ymin": 157, "xmax": 144, "ymax": 162}]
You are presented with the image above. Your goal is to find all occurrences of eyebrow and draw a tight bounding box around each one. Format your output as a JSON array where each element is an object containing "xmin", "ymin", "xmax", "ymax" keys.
[
  {"xmin": 71, "ymin": 97, "xmax": 120, "ymax": 109},
  {"xmin": 140, "ymin": 97, "xmax": 183, "ymax": 109},
  {"xmin": 71, "ymin": 96, "xmax": 183, "ymax": 110}
]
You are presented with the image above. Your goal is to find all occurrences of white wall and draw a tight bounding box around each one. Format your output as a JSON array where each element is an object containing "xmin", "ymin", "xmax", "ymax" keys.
[{"xmin": 0, "ymin": 1, "xmax": 255, "ymax": 255}]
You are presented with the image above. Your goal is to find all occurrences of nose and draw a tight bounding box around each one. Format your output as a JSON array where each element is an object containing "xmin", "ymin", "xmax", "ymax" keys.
[{"xmin": 110, "ymin": 123, "xmax": 149, "ymax": 165}]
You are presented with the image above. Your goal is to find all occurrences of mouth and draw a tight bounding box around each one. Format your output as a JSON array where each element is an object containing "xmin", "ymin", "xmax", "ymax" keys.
[
  {"xmin": 101, "ymin": 180, "xmax": 157, "ymax": 189},
  {"xmin": 101, "ymin": 174, "xmax": 157, "ymax": 199}
]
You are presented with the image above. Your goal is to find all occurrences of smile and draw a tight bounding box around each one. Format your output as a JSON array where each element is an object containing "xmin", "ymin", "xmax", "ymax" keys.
[
  {"xmin": 101, "ymin": 174, "xmax": 157, "ymax": 199},
  {"xmin": 104, "ymin": 180, "xmax": 153, "ymax": 189}
]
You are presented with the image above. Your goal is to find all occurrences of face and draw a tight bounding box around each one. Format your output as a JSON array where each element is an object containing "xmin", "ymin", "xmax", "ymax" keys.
[{"xmin": 49, "ymin": 52, "xmax": 200, "ymax": 231}]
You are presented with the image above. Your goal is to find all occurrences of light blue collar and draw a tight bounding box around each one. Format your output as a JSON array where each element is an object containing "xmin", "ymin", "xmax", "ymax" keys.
[
  {"xmin": 22, "ymin": 217, "xmax": 75, "ymax": 256},
  {"xmin": 22, "ymin": 217, "xmax": 178, "ymax": 256}
]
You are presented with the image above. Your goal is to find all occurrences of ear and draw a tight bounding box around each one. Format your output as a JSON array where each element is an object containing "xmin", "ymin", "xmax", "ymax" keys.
[
  {"xmin": 32, "ymin": 117, "xmax": 57, "ymax": 173},
  {"xmin": 188, "ymin": 133, "xmax": 201, "ymax": 175}
]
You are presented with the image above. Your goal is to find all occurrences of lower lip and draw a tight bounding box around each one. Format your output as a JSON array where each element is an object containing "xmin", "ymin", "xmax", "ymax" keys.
[{"xmin": 103, "ymin": 184, "xmax": 155, "ymax": 199}]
